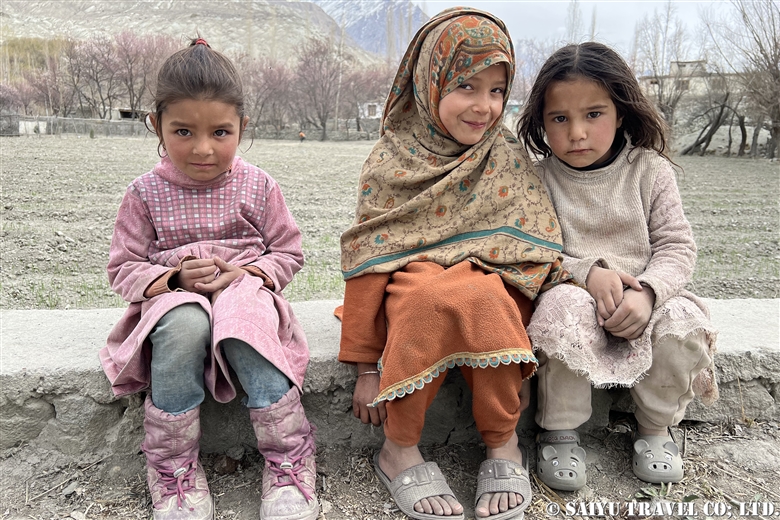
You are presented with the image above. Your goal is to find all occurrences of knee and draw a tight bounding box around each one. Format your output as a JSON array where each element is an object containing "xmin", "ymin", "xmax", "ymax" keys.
[
  {"xmin": 158, "ymin": 304, "xmax": 211, "ymax": 345},
  {"xmin": 537, "ymin": 283, "xmax": 593, "ymax": 310},
  {"xmin": 151, "ymin": 304, "xmax": 210, "ymax": 365}
]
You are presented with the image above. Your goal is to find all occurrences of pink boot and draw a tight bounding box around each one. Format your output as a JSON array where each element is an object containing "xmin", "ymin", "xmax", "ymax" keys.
[
  {"xmin": 142, "ymin": 396, "xmax": 214, "ymax": 520},
  {"xmin": 249, "ymin": 387, "xmax": 319, "ymax": 520}
]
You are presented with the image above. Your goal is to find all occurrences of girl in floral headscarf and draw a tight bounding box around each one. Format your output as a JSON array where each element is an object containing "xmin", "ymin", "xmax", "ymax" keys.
[{"xmin": 337, "ymin": 7, "xmax": 569, "ymax": 520}]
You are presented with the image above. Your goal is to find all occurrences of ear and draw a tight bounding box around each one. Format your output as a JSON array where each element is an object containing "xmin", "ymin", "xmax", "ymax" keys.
[
  {"xmin": 616, "ymin": 114, "xmax": 624, "ymax": 128},
  {"xmin": 239, "ymin": 115, "xmax": 249, "ymax": 138},
  {"xmin": 148, "ymin": 112, "xmax": 159, "ymax": 133}
]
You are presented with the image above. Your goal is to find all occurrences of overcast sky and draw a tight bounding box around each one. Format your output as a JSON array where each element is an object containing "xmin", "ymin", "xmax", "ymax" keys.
[{"xmin": 412, "ymin": 1, "xmax": 725, "ymax": 55}]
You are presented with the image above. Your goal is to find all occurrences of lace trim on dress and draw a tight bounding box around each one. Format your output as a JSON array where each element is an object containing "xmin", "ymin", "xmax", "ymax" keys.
[{"xmin": 369, "ymin": 350, "xmax": 537, "ymax": 407}]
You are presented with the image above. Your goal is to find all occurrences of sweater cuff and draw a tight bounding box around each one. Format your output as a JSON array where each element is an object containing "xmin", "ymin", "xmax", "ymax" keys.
[
  {"xmin": 143, "ymin": 255, "xmax": 196, "ymax": 298},
  {"xmin": 241, "ymin": 265, "xmax": 275, "ymax": 290},
  {"xmin": 337, "ymin": 351, "xmax": 383, "ymax": 365},
  {"xmin": 636, "ymin": 275, "xmax": 666, "ymax": 309},
  {"xmin": 565, "ymin": 257, "xmax": 609, "ymax": 285}
]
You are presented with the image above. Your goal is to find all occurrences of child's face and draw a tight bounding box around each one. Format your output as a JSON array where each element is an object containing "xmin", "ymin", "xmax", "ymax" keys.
[
  {"xmin": 153, "ymin": 99, "xmax": 247, "ymax": 182},
  {"xmin": 439, "ymin": 63, "xmax": 507, "ymax": 146},
  {"xmin": 542, "ymin": 78, "xmax": 623, "ymax": 168}
]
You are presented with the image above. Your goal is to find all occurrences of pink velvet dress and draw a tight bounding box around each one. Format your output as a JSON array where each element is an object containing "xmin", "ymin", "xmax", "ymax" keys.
[{"xmin": 100, "ymin": 156, "xmax": 308, "ymax": 402}]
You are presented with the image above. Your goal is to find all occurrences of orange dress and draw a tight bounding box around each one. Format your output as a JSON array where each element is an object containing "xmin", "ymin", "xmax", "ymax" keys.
[{"xmin": 338, "ymin": 261, "xmax": 535, "ymax": 447}]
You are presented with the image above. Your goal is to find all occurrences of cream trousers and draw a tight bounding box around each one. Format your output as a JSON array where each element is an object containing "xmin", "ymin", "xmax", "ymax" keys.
[{"xmin": 535, "ymin": 331, "xmax": 711, "ymax": 431}]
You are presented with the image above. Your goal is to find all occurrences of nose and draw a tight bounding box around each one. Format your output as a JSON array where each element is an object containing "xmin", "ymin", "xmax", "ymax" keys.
[
  {"xmin": 193, "ymin": 137, "xmax": 213, "ymax": 156},
  {"xmin": 472, "ymin": 91, "xmax": 491, "ymax": 114},
  {"xmin": 569, "ymin": 120, "xmax": 586, "ymax": 141}
]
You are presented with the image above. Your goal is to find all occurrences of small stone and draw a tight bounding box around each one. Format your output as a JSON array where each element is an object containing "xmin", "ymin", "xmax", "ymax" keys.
[
  {"xmin": 225, "ymin": 445, "xmax": 245, "ymax": 460},
  {"xmin": 579, "ymin": 485, "xmax": 595, "ymax": 499},
  {"xmin": 213, "ymin": 454, "xmax": 238, "ymax": 475},
  {"xmin": 320, "ymin": 498, "xmax": 333, "ymax": 514},
  {"xmin": 62, "ymin": 481, "xmax": 79, "ymax": 496},
  {"xmin": 70, "ymin": 511, "xmax": 86, "ymax": 520}
]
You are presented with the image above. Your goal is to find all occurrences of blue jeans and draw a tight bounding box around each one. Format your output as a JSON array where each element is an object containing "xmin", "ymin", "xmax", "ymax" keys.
[{"xmin": 149, "ymin": 303, "xmax": 291, "ymax": 414}]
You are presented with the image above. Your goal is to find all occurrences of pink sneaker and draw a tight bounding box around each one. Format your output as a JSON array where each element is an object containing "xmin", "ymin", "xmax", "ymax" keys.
[
  {"xmin": 141, "ymin": 396, "xmax": 213, "ymax": 520},
  {"xmin": 250, "ymin": 387, "xmax": 319, "ymax": 520}
]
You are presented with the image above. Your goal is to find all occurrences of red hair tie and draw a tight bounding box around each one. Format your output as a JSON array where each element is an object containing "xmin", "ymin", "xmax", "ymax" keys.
[{"xmin": 195, "ymin": 38, "xmax": 209, "ymax": 47}]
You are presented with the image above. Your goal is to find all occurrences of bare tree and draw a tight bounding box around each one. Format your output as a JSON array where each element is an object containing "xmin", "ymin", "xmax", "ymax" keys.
[
  {"xmin": 704, "ymin": 0, "xmax": 780, "ymax": 158},
  {"xmin": 512, "ymin": 38, "xmax": 560, "ymax": 104},
  {"xmin": 239, "ymin": 56, "xmax": 293, "ymax": 131},
  {"xmin": 63, "ymin": 36, "xmax": 121, "ymax": 119},
  {"xmin": 340, "ymin": 64, "xmax": 393, "ymax": 135},
  {"xmin": 0, "ymin": 83, "xmax": 21, "ymax": 113},
  {"xmin": 24, "ymin": 50, "xmax": 77, "ymax": 117},
  {"xmin": 294, "ymin": 37, "xmax": 350, "ymax": 140},
  {"xmin": 635, "ymin": 1, "xmax": 692, "ymax": 126},
  {"xmin": 565, "ymin": 0, "xmax": 584, "ymax": 43},
  {"xmin": 114, "ymin": 32, "xmax": 175, "ymax": 116}
]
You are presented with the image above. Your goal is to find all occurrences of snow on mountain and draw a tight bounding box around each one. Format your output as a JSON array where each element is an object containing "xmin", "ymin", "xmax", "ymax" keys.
[{"xmin": 312, "ymin": 0, "xmax": 428, "ymax": 61}]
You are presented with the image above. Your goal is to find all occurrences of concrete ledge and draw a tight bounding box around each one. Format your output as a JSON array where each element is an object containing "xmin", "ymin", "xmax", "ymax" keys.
[{"xmin": 1, "ymin": 299, "xmax": 778, "ymax": 461}]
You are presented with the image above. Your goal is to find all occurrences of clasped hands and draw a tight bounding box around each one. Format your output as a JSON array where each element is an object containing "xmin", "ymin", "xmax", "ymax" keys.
[
  {"xmin": 173, "ymin": 257, "xmax": 244, "ymax": 303},
  {"xmin": 586, "ymin": 266, "xmax": 656, "ymax": 340}
]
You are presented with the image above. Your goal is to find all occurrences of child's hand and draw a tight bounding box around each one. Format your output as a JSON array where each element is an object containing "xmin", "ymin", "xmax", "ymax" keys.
[
  {"xmin": 195, "ymin": 257, "xmax": 244, "ymax": 303},
  {"xmin": 518, "ymin": 379, "xmax": 531, "ymax": 414},
  {"xmin": 353, "ymin": 363, "xmax": 386, "ymax": 426},
  {"xmin": 175, "ymin": 258, "xmax": 217, "ymax": 293},
  {"xmin": 604, "ymin": 285, "xmax": 655, "ymax": 339},
  {"xmin": 586, "ymin": 266, "xmax": 642, "ymax": 326}
]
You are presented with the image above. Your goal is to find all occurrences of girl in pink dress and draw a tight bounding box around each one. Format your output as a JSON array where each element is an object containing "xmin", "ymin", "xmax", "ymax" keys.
[{"xmin": 101, "ymin": 38, "xmax": 318, "ymax": 520}]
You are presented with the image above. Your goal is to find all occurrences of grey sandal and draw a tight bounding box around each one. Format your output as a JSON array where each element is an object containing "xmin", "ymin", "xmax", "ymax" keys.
[
  {"xmin": 632, "ymin": 429, "xmax": 683, "ymax": 483},
  {"xmin": 373, "ymin": 452, "xmax": 464, "ymax": 520},
  {"xmin": 474, "ymin": 445, "xmax": 531, "ymax": 520},
  {"xmin": 536, "ymin": 429, "xmax": 587, "ymax": 491}
]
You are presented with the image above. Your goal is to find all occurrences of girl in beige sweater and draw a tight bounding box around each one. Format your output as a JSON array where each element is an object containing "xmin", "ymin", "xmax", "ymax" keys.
[{"xmin": 516, "ymin": 42, "xmax": 718, "ymax": 491}]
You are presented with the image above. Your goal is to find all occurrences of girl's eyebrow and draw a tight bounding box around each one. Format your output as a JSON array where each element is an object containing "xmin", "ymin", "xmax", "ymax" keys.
[
  {"xmin": 545, "ymin": 104, "xmax": 610, "ymax": 116},
  {"xmin": 167, "ymin": 119, "xmax": 237, "ymax": 128}
]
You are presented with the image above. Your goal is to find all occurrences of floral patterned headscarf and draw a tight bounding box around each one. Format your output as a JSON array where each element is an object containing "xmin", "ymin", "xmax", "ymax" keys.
[{"xmin": 340, "ymin": 7, "xmax": 569, "ymax": 299}]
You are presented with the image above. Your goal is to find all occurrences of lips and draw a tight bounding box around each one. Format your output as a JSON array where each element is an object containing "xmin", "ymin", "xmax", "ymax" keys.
[{"xmin": 463, "ymin": 120, "xmax": 488, "ymax": 129}]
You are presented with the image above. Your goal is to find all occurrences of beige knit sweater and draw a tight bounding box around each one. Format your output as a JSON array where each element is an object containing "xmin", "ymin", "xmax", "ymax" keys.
[
  {"xmin": 536, "ymin": 145, "xmax": 696, "ymax": 310},
  {"xmin": 529, "ymin": 144, "xmax": 718, "ymax": 403}
]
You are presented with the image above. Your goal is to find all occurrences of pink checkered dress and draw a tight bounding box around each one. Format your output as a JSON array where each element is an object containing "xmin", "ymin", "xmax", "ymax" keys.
[{"xmin": 100, "ymin": 156, "xmax": 309, "ymax": 402}]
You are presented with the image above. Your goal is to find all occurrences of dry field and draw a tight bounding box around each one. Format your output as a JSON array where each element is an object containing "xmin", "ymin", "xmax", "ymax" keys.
[
  {"xmin": 1, "ymin": 135, "xmax": 778, "ymax": 310},
  {"xmin": 1, "ymin": 135, "xmax": 779, "ymax": 520}
]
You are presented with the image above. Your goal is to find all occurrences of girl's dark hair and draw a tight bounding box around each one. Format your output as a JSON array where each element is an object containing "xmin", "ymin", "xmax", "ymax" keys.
[
  {"xmin": 148, "ymin": 38, "xmax": 245, "ymax": 146},
  {"xmin": 517, "ymin": 42, "xmax": 669, "ymax": 159}
]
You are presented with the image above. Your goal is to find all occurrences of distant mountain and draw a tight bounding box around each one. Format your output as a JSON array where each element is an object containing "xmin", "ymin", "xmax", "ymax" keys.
[
  {"xmin": 0, "ymin": 0, "xmax": 382, "ymax": 65},
  {"xmin": 312, "ymin": 0, "xmax": 428, "ymax": 62}
]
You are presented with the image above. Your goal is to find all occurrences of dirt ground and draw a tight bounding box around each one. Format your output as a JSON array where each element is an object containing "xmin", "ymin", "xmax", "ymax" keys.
[
  {"xmin": 2, "ymin": 417, "xmax": 780, "ymax": 520},
  {"xmin": 1, "ymin": 136, "xmax": 778, "ymax": 309},
  {"xmin": 1, "ymin": 135, "xmax": 779, "ymax": 519}
]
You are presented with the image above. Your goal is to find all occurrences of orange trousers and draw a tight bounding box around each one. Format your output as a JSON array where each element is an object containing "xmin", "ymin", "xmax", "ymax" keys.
[
  {"xmin": 381, "ymin": 262, "xmax": 534, "ymax": 448},
  {"xmin": 385, "ymin": 362, "xmax": 528, "ymax": 448}
]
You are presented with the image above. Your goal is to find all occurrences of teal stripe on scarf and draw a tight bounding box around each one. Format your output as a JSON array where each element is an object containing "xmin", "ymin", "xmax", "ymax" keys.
[{"xmin": 342, "ymin": 226, "xmax": 563, "ymax": 278}]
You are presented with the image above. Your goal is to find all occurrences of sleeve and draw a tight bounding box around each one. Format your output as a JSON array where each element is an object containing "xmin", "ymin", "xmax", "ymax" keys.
[
  {"xmin": 636, "ymin": 161, "xmax": 697, "ymax": 308},
  {"xmin": 107, "ymin": 186, "xmax": 171, "ymax": 303},
  {"xmin": 561, "ymin": 255, "xmax": 608, "ymax": 285},
  {"xmin": 244, "ymin": 177, "xmax": 304, "ymax": 293},
  {"xmin": 536, "ymin": 159, "xmax": 608, "ymax": 285},
  {"xmin": 337, "ymin": 273, "xmax": 390, "ymax": 364}
]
